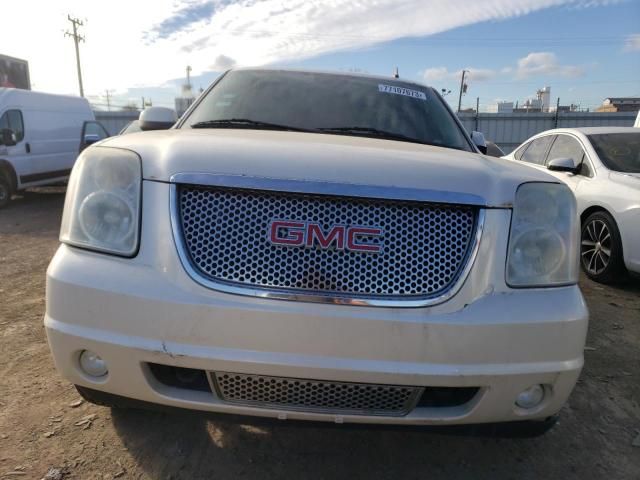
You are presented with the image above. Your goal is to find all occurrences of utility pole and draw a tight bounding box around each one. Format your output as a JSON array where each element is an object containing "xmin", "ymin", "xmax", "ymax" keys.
[
  {"xmin": 457, "ymin": 70, "xmax": 468, "ymax": 113},
  {"xmin": 104, "ymin": 90, "xmax": 114, "ymax": 111},
  {"xmin": 65, "ymin": 15, "xmax": 85, "ymax": 97},
  {"xmin": 554, "ymin": 97, "xmax": 560, "ymax": 128}
]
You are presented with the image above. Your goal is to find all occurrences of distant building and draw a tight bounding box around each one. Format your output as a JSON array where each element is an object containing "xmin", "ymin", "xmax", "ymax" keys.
[
  {"xmin": 512, "ymin": 86, "xmax": 552, "ymax": 113},
  {"xmin": 175, "ymin": 65, "xmax": 196, "ymax": 116},
  {"xmin": 596, "ymin": 97, "xmax": 640, "ymax": 113},
  {"xmin": 513, "ymin": 99, "xmax": 543, "ymax": 113},
  {"xmin": 487, "ymin": 101, "xmax": 514, "ymax": 113},
  {"xmin": 537, "ymin": 86, "xmax": 551, "ymax": 112},
  {"xmin": 175, "ymin": 96, "xmax": 194, "ymax": 117}
]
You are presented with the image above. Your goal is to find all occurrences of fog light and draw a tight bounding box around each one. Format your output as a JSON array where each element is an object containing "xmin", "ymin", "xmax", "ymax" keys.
[
  {"xmin": 79, "ymin": 350, "xmax": 108, "ymax": 377},
  {"xmin": 516, "ymin": 384, "xmax": 545, "ymax": 409}
]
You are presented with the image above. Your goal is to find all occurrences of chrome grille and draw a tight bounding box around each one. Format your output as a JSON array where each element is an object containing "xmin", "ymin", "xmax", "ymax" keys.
[
  {"xmin": 177, "ymin": 185, "xmax": 477, "ymax": 298},
  {"xmin": 213, "ymin": 372, "xmax": 421, "ymax": 416}
]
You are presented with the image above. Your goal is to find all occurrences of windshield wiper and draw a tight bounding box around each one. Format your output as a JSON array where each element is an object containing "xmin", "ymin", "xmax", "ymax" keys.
[
  {"xmin": 190, "ymin": 118, "xmax": 312, "ymax": 133},
  {"xmin": 316, "ymin": 126, "xmax": 442, "ymax": 147}
]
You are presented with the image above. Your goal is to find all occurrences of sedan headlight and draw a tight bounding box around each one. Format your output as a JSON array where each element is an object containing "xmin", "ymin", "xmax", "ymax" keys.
[
  {"xmin": 507, "ymin": 182, "xmax": 579, "ymax": 287},
  {"xmin": 60, "ymin": 147, "xmax": 141, "ymax": 256}
]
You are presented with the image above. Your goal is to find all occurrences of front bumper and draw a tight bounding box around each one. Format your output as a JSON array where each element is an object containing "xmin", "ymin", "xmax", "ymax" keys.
[
  {"xmin": 45, "ymin": 181, "xmax": 588, "ymax": 426},
  {"xmin": 46, "ymin": 259, "xmax": 588, "ymax": 426}
]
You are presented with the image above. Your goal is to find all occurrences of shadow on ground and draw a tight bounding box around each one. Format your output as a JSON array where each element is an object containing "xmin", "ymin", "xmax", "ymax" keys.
[{"xmin": 111, "ymin": 407, "xmax": 588, "ymax": 480}]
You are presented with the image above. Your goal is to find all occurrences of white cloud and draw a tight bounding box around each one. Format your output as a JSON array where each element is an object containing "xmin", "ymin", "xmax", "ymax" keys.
[
  {"xmin": 0, "ymin": 0, "xmax": 615, "ymax": 97},
  {"xmin": 209, "ymin": 54, "xmax": 236, "ymax": 71},
  {"xmin": 421, "ymin": 67, "xmax": 450, "ymax": 82},
  {"xmin": 424, "ymin": 51, "xmax": 586, "ymax": 87},
  {"xmin": 514, "ymin": 51, "xmax": 585, "ymax": 78},
  {"xmin": 422, "ymin": 67, "xmax": 496, "ymax": 83},
  {"xmin": 624, "ymin": 33, "xmax": 640, "ymax": 51}
]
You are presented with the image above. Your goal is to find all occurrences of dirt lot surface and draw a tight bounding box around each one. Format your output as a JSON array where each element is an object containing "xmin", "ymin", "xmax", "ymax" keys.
[{"xmin": 1, "ymin": 188, "xmax": 639, "ymax": 480}]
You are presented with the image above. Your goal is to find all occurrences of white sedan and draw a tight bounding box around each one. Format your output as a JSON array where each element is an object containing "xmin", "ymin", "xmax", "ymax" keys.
[{"xmin": 504, "ymin": 127, "xmax": 640, "ymax": 283}]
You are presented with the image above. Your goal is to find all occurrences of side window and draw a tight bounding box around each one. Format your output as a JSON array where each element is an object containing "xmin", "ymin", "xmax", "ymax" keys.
[
  {"xmin": 579, "ymin": 161, "xmax": 592, "ymax": 177},
  {"xmin": 513, "ymin": 141, "xmax": 530, "ymax": 160},
  {"xmin": 547, "ymin": 135, "xmax": 585, "ymax": 168},
  {"xmin": 83, "ymin": 121, "xmax": 109, "ymax": 140},
  {"xmin": 521, "ymin": 136, "xmax": 554, "ymax": 165},
  {"xmin": 0, "ymin": 109, "xmax": 25, "ymax": 142}
]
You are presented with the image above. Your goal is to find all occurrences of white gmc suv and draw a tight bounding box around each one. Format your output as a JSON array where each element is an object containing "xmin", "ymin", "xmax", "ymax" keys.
[{"xmin": 45, "ymin": 69, "xmax": 588, "ymax": 436}]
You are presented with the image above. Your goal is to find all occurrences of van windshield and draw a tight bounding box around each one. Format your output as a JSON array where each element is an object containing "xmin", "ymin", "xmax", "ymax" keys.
[{"xmin": 183, "ymin": 70, "xmax": 473, "ymax": 152}]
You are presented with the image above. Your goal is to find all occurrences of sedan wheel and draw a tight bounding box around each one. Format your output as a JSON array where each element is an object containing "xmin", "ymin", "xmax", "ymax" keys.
[
  {"xmin": 581, "ymin": 219, "xmax": 611, "ymax": 275},
  {"xmin": 580, "ymin": 211, "xmax": 626, "ymax": 284}
]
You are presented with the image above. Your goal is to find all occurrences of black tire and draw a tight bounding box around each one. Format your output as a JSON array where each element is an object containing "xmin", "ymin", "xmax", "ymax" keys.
[
  {"xmin": 580, "ymin": 211, "xmax": 627, "ymax": 284},
  {"xmin": 0, "ymin": 174, "xmax": 12, "ymax": 208}
]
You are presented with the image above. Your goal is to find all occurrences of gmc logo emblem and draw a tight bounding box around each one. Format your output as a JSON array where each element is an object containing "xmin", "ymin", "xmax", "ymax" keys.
[{"xmin": 269, "ymin": 220, "xmax": 383, "ymax": 253}]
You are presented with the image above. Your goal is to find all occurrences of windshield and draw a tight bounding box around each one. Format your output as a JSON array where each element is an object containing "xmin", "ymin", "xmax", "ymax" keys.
[
  {"xmin": 589, "ymin": 132, "xmax": 640, "ymax": 173},
  {"xmin": 182, "ymin": 70, "xmax": 472, "ymax": 151}
]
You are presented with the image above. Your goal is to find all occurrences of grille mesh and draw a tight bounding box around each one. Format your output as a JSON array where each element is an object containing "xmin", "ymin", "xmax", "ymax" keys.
[
  {"xmin": 178, "ymin": 185, "xmax": 476, "ymax": 298},
  {"xmin": 213, "ymin": 372, "xmax": 421, "ymax": 416}
]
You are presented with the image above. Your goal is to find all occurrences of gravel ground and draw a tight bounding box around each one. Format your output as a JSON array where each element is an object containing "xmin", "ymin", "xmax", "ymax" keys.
[{"xmin": 1, "ymin": 188, "xmax": 639, "ymax": 480}]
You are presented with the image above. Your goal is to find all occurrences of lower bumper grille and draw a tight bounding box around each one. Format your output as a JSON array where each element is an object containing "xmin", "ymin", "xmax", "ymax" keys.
[{"xmin": 212, "ymin": 372, "xmax": 421, "ymax": 416}]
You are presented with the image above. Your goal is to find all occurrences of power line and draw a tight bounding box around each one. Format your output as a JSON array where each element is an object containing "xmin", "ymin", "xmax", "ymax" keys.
[{"xmin": 64, "ymin": 15, "xmax": 85, "ymax": 97}]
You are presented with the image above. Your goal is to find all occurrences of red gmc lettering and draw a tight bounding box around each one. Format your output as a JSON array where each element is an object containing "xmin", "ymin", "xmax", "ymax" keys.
[
  {"xmin": 270, "ymin": 220, "xmax": 382, "ymax": 253},
  {"xmin": 270, "ymin": 220, "xmax": 306, "ymax": 245},
  {"xmin": 306, "ymin": 223, "xmax": 345, "ymax": 249},
  {"xmin": 347, "ymin": 227, "xmax": 383, "ymax": 253}
]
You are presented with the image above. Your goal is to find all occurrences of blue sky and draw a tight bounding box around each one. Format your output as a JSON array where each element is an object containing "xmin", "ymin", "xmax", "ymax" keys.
[
  {"xmin": 2, "ymin": 0, "xmax": 638, "ymax": 111},
  {"xmin": 290, "ymin": 2, "xmax": 640, "ymax": 111}
]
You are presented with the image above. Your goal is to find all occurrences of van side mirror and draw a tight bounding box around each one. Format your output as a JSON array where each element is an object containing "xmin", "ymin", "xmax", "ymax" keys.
[
  {"xmin": 547, "ymin": 157, "xmax": 579, "ymax": 173},
  {"xmin": 139, "ymin": 107, "xmax": 177, "ymax": 131},
  {"xmin": 470, "ymin": 131, "xmax": 487, "ymax": 154},
  {"xmin": 0, "ymin": 128, "xmax": 17, "ymax": 146},
  {"xmin": 83, "ymin": 133, "xmax": 101, "ymax": 146}
]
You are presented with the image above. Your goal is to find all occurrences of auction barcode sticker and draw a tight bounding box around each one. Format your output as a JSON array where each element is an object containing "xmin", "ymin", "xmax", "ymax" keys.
[{"xmin": 378, "ymin": 84, "xmax": 427, "ymax": 101}]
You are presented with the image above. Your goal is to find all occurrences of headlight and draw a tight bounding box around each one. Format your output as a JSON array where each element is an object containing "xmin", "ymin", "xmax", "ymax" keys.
[
  {"xmin": 507, "ymin": 183, "xmax": 578, "ymax": 287},
  {"xmin": 60, "ymin": 147, "xmax": 141, "ymax": 256}
]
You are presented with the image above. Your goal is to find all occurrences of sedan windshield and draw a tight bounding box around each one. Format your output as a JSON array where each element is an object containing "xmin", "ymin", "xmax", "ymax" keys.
[
  {"xmin": 589, "ymin": 132, "xmax": 640, "ymax": 173},
  {"xmin": 183, "ymin": 69, "xmax": 473, "ymax": 152}
]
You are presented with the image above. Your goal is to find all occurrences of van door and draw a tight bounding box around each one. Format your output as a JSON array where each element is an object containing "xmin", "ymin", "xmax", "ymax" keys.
[
  {"xmin": 0, "ymin": 109, "xmax": 30, "ymax": 184},
  {"xmin": 80, "ymin": 121, "xmax": 110, "ymax": 151},
  {"xmin": 22, "ymin": 107, "xmax": 89, "ymax": 185}
]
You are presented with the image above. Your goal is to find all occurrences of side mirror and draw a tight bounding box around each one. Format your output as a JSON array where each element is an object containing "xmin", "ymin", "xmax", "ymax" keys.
[
  {"xmin": 139, "ymin": 107, "xmax": 177, "ymax": 131},
  {"xmin": 83, "ymin": 133, "xmax": 101, "ymax": 146},
  {"xmin": 547, "ymin": 157, "xmax": 578, "ymax": 173},
  {"xmin": 0, "ymin": 128, "xmax": 17, "ymax": 147},
  {"xmin": 470, "ymin": 131, "xmax": 487, "ymax": 155}
]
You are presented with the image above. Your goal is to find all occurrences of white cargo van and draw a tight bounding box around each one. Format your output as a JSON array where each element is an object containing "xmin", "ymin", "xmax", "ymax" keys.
[{"xmin": 0, "ymin": 89, "xmax": 109, "ymax": 207}]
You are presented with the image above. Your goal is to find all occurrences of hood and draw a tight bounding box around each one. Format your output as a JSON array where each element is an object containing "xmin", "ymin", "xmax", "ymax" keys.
[{"xmin": 101, "ymin": 129, "xmax": 559, "ymax": 208}]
